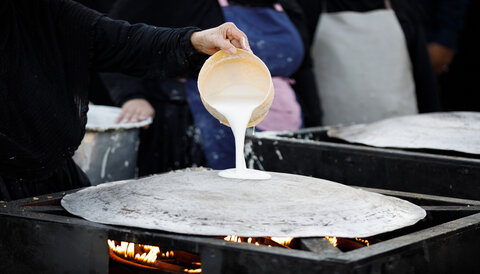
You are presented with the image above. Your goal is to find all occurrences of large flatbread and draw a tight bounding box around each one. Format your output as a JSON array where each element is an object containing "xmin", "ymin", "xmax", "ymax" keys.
[
  {"xmin": 328, "ymin": 112, "xmax": 480, "ymax": 155},
  {"xmin": 62, "ymin": 169, "xmax": 425, "ymax": 238}
]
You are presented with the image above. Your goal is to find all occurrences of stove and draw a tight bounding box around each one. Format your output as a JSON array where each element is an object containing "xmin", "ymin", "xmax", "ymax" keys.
[
  {"xmin": 1, "ymin": 187, "xmax": 479, "ymax": 273},
  {"xmin": 245, "ymin": 127, "xmax": 480, "ymax": 200}
]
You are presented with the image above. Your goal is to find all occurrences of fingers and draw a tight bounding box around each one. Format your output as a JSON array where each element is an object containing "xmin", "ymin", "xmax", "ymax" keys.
[
  {"xmin": 115, "ymin": 99, "xmax": 155, "ymax": 125},
  {"xmin": 115, "ymin": 111, "xmax": 126, "ymax": 124},
  {"xmin": 218, "ymin": 38, "xmax": 237, "ymax": 55},
  {"xmin": 223, "ymin": 22, "xmax": 251, "ymax": 53},
  {"xmin": 190, "ymin": 23, "xmax": 252, "ymax": 56}
]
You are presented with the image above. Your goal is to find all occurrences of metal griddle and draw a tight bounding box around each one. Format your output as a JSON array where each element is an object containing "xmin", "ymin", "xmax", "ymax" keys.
[{"xmin": 61, "ymin": 169, "xmax": 425, "ymax": 238}]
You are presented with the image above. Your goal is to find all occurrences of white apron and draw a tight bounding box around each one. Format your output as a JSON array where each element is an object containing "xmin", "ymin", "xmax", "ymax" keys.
[{"xmin": 312, "ymin": 0, "xmax": 418, "ymax": 125}]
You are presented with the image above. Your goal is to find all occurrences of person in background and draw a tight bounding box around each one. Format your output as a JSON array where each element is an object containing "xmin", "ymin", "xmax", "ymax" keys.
[
  {"xmin": 103, "ymin": 0, "xmax": 322, "ymax": 172},
  {"xmin": 436, "ymin": 1, "xmax": 480, "ymax": 111},
  {"xmin": 420, "ymin": 0, "xmax": 470, "ymax": 76},
  {"xmin": 297, "ymin": 0, "xmax": 441, "ymax": 126},
  {"xmin": 0, "ymin": 0, "xmax": 250, "ymax": 201}
]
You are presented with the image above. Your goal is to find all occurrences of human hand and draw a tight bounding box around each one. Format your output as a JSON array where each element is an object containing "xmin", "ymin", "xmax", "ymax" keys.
[
  {"xmin": 115, "ymin": 99, "xmax": 155, "ymax": 128},
  {"xmin": 190, "ymin": 22, "xmax": 252, "ymax": 55},
  {"xmin": 428, "ymin": 43, "xmax": 454, "ymax": 75}
]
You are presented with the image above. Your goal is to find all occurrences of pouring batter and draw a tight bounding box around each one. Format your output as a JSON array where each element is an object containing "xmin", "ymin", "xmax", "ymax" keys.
[{"xmin": 206, "ymin": 84, "xmax": 271, "ymax": 180}]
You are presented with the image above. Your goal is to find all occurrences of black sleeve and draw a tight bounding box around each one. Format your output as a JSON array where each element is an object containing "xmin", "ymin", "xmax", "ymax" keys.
[
  {"xmin": 101, "ymin": 73, "xmax": 147, "ymax": 106},
  {"xmin": 92, "ymin": 16, "xmax": 206, "ymax": 78},
  {"xmin": 422, "ymin": 0, "xmax": 470, "ymax": 50},
  {"xmin": 54, "ymin": 0, "xmax": 206, "ymax": 78}
]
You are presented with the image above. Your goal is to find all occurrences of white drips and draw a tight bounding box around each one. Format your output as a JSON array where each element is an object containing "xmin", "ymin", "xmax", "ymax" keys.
[{"xmin": 206, "ymin": 84, "xmax": 271, "ymax": 180}]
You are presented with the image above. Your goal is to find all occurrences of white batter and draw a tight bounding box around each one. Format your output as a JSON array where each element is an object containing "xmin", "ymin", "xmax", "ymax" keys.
[{"xmin": 206, "ymin": 84, "xmax": 271, "ymax": 179}]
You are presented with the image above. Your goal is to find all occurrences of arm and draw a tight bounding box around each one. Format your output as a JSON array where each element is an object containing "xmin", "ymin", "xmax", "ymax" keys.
[
  {"xmin": 424, "ymin": 0, "xmax": 469, "ymax": 51},
  {"xmin": 422, "ymin": 0, "xmax": 470, "ymax": 75},
  {"xmin": 92, "ymin": 17, "xmax": 250, "ymax": 77},
  {"xmin": 56, "ymin": 0, "xmax": 250, "ymax": 77}
]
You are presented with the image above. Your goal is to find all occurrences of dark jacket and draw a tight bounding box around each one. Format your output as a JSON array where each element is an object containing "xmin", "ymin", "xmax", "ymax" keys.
[
  {"xmin": 0, "ymin": 0, "xmax": 204, "ymax": 177},
  {"xmin": 420, "ymin": 0, "xmax": 470, "ymax": 51}
]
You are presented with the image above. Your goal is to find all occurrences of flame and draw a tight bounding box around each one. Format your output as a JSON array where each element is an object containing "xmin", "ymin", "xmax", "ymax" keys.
[
  {"xmin": 108, "ymin": 240, "xmax": 163, "ymax": 264},
  {"xmin": 223, "ymin": 235, "xmax": 293, "ymax": 248},
  {"xmin": 325, "ymin": 236, "xmax": 338, "ymax": 247},
  {"xmin": 224, "ymin": 235, "xmax": 242, "ymax": 243},
  {"xmin": 355, "ymin": 237, "xmax": 370, "ymax": 246},
  {"xmin": 184, "ymin": 269, "xmax": 202, "ymax": 273},
  {"xmin": 270, "ymin": 237, "xmax": 293, "ymax": 246},
  {"xmin": 108, "ymin": 239, "xmax": 200, "ymax": 273}
]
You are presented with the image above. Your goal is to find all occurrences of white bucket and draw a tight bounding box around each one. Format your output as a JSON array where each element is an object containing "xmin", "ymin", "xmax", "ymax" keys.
[{"xmin": 73, "ymin": 105, "xmax": 152, "ymax": 185}]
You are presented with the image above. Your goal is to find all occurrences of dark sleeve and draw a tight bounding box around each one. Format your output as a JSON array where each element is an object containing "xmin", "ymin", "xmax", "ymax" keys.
[
  {"xmin": 92, "ymin": 16, "xmax": 206, "ymax": 78},
  {"xmin": 101, "ymin": 73, "xmax": 147, "ymax": 106},
  {"xmin": 281, "ymin": 0, "xmax": 323, "ymax": 126},
  {"xmin": 55, "ymin": 0, "xmax": 207, "ymax": 81},
  {"xmin": 100, "ymin": 0, "xmax": 222, "ymax": 107},
  {"xmin": 422, "ymin": 0, "xmax": 470, "ymax": 50}
]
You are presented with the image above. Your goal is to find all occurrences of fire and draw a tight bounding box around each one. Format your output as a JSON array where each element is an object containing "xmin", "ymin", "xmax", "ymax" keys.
[
  {"xmin": 224, "ymin": 235, "xmax": 243, "ymax": 243},
  {"xmin": 107, "ymin": 240, "xmax": 201, "ymax": 273},
  {"xmin": 325, "ymin": 236, "xmax": 338, "ymax": 247},
  {"xmin": 223, "ymin": 235, "xmax": 293, "ymax": 248},
  {"xmin": 270, "ymin": 237, "xmax": 294, "ymax": 246},
  {"xmin": 107, "ymin": 240, "xmax": 172, "ymax": 264},
  {"xmin": 184, "ymin": 269, "xmax": 202, "ymax": 273}
]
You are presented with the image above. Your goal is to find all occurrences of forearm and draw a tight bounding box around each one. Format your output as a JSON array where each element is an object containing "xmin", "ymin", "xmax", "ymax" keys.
[
  {"xmin": 427, "ymin": 0, "xmax": 470, "ymax": 50},
  {"xmin": 92, "ymin": 16, "xmax": 206, "ymax": 78}
]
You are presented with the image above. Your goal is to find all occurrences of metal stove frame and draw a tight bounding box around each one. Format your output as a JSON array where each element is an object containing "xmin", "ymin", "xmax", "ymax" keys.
[
  {"xmin": 245, "ymin": 127, "xmax": 480, "ymax": 200},
  {"xmin": 1, "ymin": 187, "xmax": 479, "ymax": 274}
]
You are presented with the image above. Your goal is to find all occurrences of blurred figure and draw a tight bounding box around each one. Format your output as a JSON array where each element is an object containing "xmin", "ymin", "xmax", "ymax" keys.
[
  {"xmin": 420, "ymin": 0, "xmax": 470, "ymax": 76},
  {"xmin": 103, "ymin": 0, "xmax": 322, "ymax": 172},
  {"xmin": 437, "ymin": 1, "xmax": 480, "ymax": 111},
  {"xmin": 298, "ymin": 0, "xmax": 440, "ymax": 126}
]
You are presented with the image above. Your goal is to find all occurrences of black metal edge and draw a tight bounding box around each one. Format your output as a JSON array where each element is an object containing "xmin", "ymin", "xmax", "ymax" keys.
[
  {"xmin": 355, "ymin": 187, "xmax": 480, "ymax": 205},
  {"xmin": 247, "ymin": 131, "xmax": 480, "ymax": 165},
  {"xmin": 339, "ymin": 212, "xmax": 480, "ymax": 261},
  {"xmin": 1, "ymin": 188, "xmax": 479, "ymax": 266}
]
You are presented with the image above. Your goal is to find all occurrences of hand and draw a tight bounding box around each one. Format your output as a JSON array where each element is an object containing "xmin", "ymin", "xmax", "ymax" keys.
[
  {"xmin": 115, "ymin": 99, "xmax": 155, "ymax": 128},
  {"xmin": 190, "ymin": 22, "xmax": 252, "ymax": 55},
  {"xmin": 428, "ymin": 43, "xmax": 454, "ymax": 75}
]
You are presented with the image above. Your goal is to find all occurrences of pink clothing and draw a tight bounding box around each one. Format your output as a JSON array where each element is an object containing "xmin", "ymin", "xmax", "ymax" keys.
[{"xmin": 257, "ymin": 77, "xmax": 302, "ymax": 131}]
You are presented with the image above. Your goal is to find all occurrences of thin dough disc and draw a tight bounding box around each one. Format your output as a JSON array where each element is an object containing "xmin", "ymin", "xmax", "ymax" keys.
[
  {"xmin": 62, "ymin": 169, "xmax": 426, "ymax": 237},
  {"xmin": 328, "ymin": 112, "xmax": 480, "ymax": 155}
]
